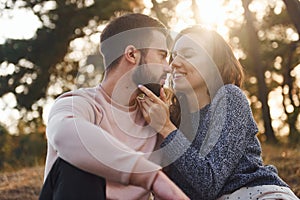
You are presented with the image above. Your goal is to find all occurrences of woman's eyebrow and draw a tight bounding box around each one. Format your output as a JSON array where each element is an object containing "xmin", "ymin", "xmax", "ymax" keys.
[{"xmin": 175, "ymin": 47, "xmax": 194, "ymax": 53}]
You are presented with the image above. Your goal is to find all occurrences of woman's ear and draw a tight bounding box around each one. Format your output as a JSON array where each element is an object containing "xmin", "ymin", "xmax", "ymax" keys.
[{"xmin": 124, "ymin": 45, "xmax": 140, "ymax": 64}]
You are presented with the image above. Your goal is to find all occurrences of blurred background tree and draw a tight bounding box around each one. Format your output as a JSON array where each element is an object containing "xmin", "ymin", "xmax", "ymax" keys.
[
  {"xmin": 153, "ymin": 0, "xmax": 300, "ymax": 145},
  {"xmin": 0, "ymin": 0, "xmax": 143, "ymax": 170},
  {"xmin": 233, "ymin": 0, "xmax": 300, "ymax": 144},
  {"xmin": 0, "ymin": 0, "xmax": 299, "ymax": 171}
]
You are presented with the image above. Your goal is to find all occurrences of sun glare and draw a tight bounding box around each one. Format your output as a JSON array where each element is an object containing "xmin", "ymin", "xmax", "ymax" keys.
[
  {"xmin": 0, "ymin": 8, "xmax": 42, "ymax": 44},
  {"xmin": 196, "ymin": 0, "xmax": 226, "ymax": 27},
  {"xmin": 171, "ymin": 0, "xmax": 235, "ymax": 38}
]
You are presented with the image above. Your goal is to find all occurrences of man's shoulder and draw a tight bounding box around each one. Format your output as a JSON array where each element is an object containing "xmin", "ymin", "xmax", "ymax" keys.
[
  {"xmin": 57, "ymin": 87, "xmax": 98, "ymax": 100},
  {"xmin": 52, "ymin": 87, "xmax": 105, "ymax": 110}
]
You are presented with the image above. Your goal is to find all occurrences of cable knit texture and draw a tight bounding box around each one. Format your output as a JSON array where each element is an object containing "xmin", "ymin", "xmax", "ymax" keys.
[{"xmin": 161, "ymin": 84, "xmax": 288, "ymax": 200}]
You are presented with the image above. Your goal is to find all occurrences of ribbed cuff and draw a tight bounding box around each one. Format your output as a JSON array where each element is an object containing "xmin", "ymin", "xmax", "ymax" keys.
[
  {"xmin": 160, "ymin": 129, "xmax": 191, "ymax": 162},
  {"xmin": 129, "ymin": 157, "xmax": 162, "ymax": 190}
]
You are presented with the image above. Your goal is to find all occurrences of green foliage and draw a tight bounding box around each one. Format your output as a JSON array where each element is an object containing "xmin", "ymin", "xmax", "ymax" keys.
[
  {"xmin": 0, "ymin": 0, "xmax": 142, "ymax": 110},
  {"xmin": 0, "ymin": 0, "xmax": 144, "ymax": 171},
  {"xmin": 0, "ymin": 0, "xmax": 144, "ymax": 170}
]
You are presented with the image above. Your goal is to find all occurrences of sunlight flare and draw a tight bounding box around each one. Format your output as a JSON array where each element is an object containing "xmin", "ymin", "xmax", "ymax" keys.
[{"xmin": 196, "ymin": 0, "xmax": 226, "ymax": 27}]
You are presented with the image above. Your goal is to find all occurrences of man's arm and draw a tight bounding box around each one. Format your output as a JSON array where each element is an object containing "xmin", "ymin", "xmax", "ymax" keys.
[
  {"xmin": 46, "ymin": 95, "xmax": 160, "ymax": 186},
  {"xmin": 46, "ymin": 94, "xmax": 190, "ymax": 200}
]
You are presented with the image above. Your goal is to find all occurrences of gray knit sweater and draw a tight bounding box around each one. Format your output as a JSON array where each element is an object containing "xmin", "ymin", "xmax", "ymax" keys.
[{"xmin": 160, "ymin": 84, "xmax": 288, "ymax": 200}]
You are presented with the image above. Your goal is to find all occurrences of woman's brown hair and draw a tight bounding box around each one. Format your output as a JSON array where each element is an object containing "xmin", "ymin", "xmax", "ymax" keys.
[{"xmin": 174, "ymin": 25, "xmax": 244, "ymax": 87}]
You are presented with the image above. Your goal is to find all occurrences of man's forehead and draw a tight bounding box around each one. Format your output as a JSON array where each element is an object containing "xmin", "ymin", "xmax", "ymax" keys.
[
  {"xmin": 100, "ymin": 27, "xmax": 168, "ymax": 67},
  {"xmin": 148, "ymin": 30, "xmax": 168, "ymax": 51}
]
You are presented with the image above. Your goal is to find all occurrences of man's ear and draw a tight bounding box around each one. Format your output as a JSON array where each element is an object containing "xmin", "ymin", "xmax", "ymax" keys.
[{"xmin": 124, "ymin": 45, "xmax": 140, "ymax": 64}]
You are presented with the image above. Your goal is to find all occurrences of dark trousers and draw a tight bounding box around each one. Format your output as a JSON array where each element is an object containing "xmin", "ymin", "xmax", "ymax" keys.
[{"xmin": 39, "ymin": 157, "xmax": 106, "ymax": 200}]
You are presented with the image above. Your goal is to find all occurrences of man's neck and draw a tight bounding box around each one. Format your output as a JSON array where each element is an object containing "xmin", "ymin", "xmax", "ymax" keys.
[{"xmin": 101, "ymin": 71, "xmax": 138, "ymax": 107}]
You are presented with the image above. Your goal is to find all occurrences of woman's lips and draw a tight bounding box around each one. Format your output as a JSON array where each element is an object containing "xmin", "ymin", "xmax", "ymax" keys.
[{"xmin": 173, "ymin": 73, "xmax": 186, "ymax": 80}]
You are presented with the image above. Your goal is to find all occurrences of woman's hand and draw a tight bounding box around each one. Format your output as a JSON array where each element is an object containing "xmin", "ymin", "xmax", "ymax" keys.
[{"xmin": 137, "ymin": 85, "xmax": 177, "ymax": 138}]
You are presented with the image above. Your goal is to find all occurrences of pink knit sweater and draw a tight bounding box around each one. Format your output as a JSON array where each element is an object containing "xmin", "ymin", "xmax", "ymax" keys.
[{"xmin": 44, "ymin": 85, "xmax": 161, "ymax": 200}]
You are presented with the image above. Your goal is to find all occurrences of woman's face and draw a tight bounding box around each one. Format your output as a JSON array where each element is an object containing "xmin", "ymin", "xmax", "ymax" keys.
[{"xmin": 170, "ymin": 33, "xmax": 212, "ymax": 95}]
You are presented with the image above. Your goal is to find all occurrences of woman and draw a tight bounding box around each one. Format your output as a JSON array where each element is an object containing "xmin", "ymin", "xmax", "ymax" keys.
[{"xmin": 137, "ymin": 26, "xmax": 298, "ymax": 200}]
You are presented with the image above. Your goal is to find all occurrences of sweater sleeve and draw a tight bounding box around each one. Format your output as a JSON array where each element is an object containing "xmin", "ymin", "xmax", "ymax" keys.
[
  {"xmin": 161, "ymin": 85, "xmax": 258, "ymax": 199},
  {"xmin": 46, "ymin": 93, "xmax": 161, "ymax": 188}
]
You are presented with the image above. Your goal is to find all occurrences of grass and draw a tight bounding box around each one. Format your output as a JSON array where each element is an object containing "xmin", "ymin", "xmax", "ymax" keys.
[
  {"xmin": 261, "ymin": 142, "xmax": 300, "ymax": 197},
  {"xmin": 0, "ymin": 166, "xmax": 44, "ymax": 200},
  {"xmin": 0, "ymin": 143, "xmax": 299, "ymax": 199}
]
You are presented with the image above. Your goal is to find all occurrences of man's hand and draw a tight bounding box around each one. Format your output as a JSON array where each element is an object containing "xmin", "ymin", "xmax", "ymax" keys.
[{"xmin": 152, "ymin": 171, "xmax": 190, "ymax": 200}]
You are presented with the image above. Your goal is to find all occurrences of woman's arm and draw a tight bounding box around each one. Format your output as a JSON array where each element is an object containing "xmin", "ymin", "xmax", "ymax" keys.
[
  {"xmin": 162, "ymin": 85, "xmax": 258, "ymax": 199},
  {"xmin": 139, "ymin": 84, "xmax": 258, "ymax": 199}
]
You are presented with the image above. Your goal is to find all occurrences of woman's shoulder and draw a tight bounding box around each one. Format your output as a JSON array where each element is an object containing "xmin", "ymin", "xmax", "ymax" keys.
[
  {"xmin": 219, "ymin": 84, "xmax": 247, "ymax": 100},
  {"xmin": 222, "ymin": 84, "xmax": 243, "ymax": 95},
  {"xmin": 213, "ymin": 84, "xmax": 249, "ymax": 110}
]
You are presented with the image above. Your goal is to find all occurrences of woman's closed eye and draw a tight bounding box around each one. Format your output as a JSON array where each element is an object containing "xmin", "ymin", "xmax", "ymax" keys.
[
  {"xmin": 181, "ymin": 51, "xmax": 195, "ymax": 59},
  {"xmin": 172, "ymin": 49, "xmax": 196, "ymax": 60}
]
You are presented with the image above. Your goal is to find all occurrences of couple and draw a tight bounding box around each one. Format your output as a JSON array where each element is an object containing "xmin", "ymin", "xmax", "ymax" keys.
[{"xmin": 39, "ymin": 13, "xmax": 298, "ymax": 200}]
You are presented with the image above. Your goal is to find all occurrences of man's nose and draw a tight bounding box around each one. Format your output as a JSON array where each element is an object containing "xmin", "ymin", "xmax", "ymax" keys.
[
  {"xmin": 163, "ymin": 63, "xmax": 172, "ymax": 73},
  {"xmin": 162, "ymin": 57, "xmax": 168, "ymax": 66}
]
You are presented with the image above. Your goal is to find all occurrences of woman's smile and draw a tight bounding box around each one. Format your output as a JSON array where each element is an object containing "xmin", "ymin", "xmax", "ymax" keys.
[{"xmin": 173, "ymin": 72, "xmax": 186, "ymax": 80}]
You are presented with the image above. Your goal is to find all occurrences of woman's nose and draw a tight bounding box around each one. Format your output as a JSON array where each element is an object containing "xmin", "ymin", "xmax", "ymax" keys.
[{"xmin": 170, "ymin": 56, "xmax": 181, "ymax": 69}]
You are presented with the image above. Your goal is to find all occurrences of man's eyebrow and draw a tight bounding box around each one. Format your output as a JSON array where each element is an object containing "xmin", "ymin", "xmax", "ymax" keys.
[{"xmin": 158, "ymin": 49, "xmax": 168, "ymax": 56}]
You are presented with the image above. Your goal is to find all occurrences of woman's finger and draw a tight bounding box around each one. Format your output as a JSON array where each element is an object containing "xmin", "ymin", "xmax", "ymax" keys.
[
  {"xmin": 139, "ymin": 98, "xmax": 151, "ymax": 109},
  {"xmin": 138, "ymin": 85, "xmax": 161, "ymax": 103},
  {"xmin": 137, "ymin": 93, "xmax": 146, "ymax": 101},
  {"xmin": 160, "ymin": 88, "xmax": 167, "ymax": 103},
  {"xmin": 137, "ymin": 100, "xmax": 150, "ymax": 121}
]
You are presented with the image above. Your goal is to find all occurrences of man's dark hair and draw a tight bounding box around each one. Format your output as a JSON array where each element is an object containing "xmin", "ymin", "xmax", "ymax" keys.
[{"xmin": 100, "ymin": 13, "xmax": 167, "ymax": 72}]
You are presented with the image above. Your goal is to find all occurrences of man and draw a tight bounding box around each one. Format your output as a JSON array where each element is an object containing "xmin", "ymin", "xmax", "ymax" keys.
[{"xmin": 39, "ymin": 13, "xmax": 188, "ymax": 200}]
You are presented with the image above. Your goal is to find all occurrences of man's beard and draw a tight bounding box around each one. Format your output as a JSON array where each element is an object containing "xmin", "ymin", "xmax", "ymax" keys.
[{"xmin": 132, "ymin": 56, "xmax": 163, "ymax": 96}]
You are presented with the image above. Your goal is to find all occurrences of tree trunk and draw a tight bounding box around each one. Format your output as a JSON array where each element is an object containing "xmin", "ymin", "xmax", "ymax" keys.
[
  {"xmin": 242, "ymin": 0, "xmax": 277, "ymax": 143},
  {"xmin": 282, "ymin": 43, "xmax": 300, "ymax": 143},
  {"xmin": 151, "ymin": 0, "xmax": 170, "ymax": 27},
  {"xmin": 280, "ymin": 0, "xmax": 300, "ymax": 144},
  {"xmin": 282, "ymin": 0, "xmax": 300, "ymax": 35},
  {"xmin": 191, "ymin": 0, "xmax": 202, "ymax": 24}
]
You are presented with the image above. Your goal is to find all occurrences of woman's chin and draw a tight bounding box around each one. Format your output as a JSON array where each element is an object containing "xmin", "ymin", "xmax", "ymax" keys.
[{"xmin": 173, "ymin": 85, "xmax": 187, "ymax": 93}]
